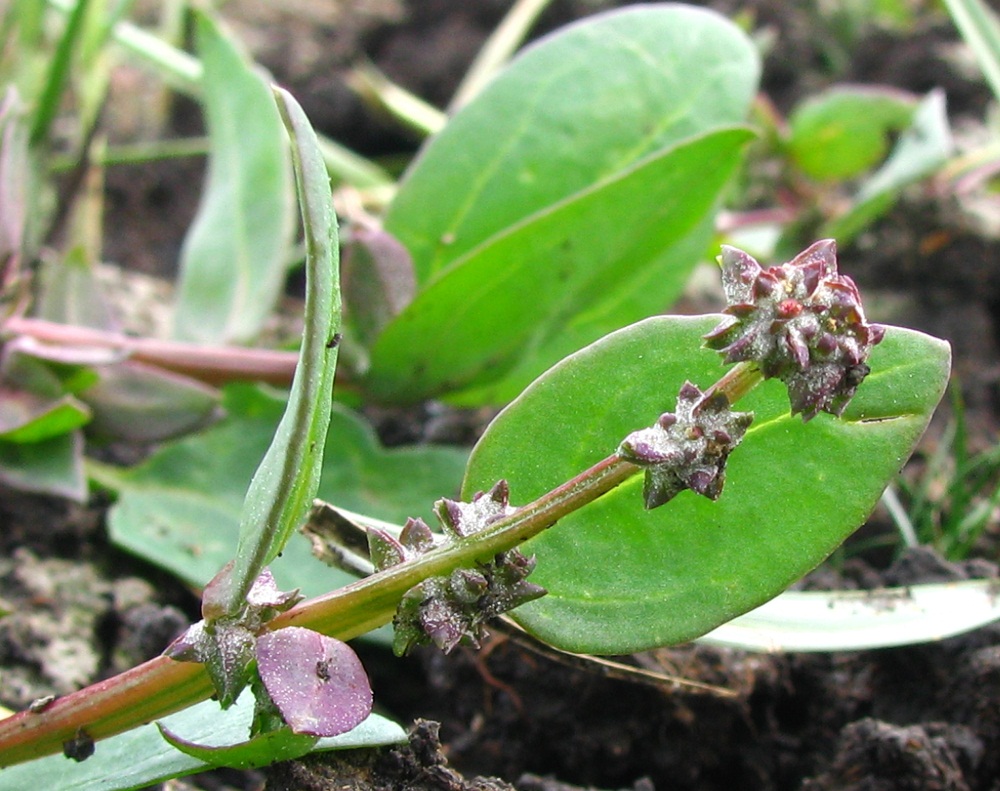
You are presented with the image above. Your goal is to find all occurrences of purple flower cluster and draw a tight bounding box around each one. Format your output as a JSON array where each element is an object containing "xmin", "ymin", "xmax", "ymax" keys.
[
  {"xmin": 619, "ymin": 381, "xmax": 753, "ymax": 509},
  {"xmin": 704, "ymin": 240, "xmax": 885, "ymax": 420},
  {"xmin": 369, "ymin": 481, "xmax": 546, "ymax": 655}
]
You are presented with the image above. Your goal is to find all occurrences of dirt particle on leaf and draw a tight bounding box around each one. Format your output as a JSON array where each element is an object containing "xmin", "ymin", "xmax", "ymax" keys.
[{"xmin": 62, "ymin": 728, "xmax": 95, "ymax": 762}]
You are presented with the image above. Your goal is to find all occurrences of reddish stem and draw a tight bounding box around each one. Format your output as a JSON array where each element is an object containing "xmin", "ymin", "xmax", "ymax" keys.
[{"xmin": 3, "ymin": 317, "xmax": 298, "ymax": 387}]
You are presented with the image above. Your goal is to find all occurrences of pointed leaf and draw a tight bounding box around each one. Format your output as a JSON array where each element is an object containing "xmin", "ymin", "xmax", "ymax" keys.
[
  {"xmin": 158, "ymin": 721, "xmax": 317, "ymax": 769},
  {"xmin": 172, "ymin": 11, "xmax": 294, "ymax": 344},
  {"xmin": 462, "ymin": 316, "xmax": 950, "ymax": 654},
  {"xmin": 220, "ymin": 87, "xmax": 341, "ymax": 612}
]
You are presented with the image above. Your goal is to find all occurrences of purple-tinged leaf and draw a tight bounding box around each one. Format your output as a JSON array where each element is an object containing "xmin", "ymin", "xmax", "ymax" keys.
[
  {"xmin": 434, "ymin": 480, "xmax": 512, "ymax": 538},
  {"xmin": 341, "ymin": 225, "xmax": 416, "ymax": 354},
  {"xmin": 171, "ymin": 568, "xmax": 302, "ymax": 707},
  {"xmin": 199, "ymin": 566, "xmax": 300, "ymax": 626},
  {"xmin": 166, "ymin": 618, "xmax": 256, "ymax": 709},
  {"xmin": 256, "ymin": 627, "xmax": 372, "ymax": 737},
  {"xmin": 80, "ymin": 361, "xmax": 222, "ymax": 442}
]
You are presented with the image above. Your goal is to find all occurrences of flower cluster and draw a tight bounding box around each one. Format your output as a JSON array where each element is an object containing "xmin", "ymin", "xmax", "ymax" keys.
[
  {"xmin": 368, "ymin": 481, "xmax": 546, "ymax": 655},
  {"xmin": 619, "ymin": 381, "xmax": 753, "ymax": 509},
  {"xmin": 703, "ymin": 240, "xmax": 885, "ymax": 420}
]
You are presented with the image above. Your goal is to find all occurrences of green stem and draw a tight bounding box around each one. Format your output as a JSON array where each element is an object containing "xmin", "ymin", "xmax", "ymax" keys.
[
  {"xmin": 275, "ymin": 454, "xmax": 640, "ymax": 637},
  {"xmin": 348, "ymin": 62, "xmax": 446, "ymax": 137},
  {"xmin": 704, "ymin": 361, "xmax": 763, "ymax": 405}
]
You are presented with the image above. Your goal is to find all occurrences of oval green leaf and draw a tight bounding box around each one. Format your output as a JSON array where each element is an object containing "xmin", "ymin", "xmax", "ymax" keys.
[
  {"xmin": 788, "ymin": 85, "xmax": 916, "ymax": 181},
  {"xmin": 462, "ymin": 316, "xmax": 951, "ymax": 654},
  {"xmin": 370, "ymin": 3, "xmax": 761, "ymax": 405}
]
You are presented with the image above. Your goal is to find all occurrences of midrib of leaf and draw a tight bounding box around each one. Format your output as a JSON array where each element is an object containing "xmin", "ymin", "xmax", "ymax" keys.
[
  {"xmin": 420, "ymin": 128, "xmax": 747, "ymax": 290},
  {"xmin": 423, "ymin": 60, "xmax": 572, "ymax": 277},
  {"xmin": 416, "ymin": 19, "xmax": 752, "ymax": 280}
]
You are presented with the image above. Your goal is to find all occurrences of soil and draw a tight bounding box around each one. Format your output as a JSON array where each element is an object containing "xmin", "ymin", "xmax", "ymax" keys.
[{"xmin": 3, "ymin": 2, "xmax": 1000, "ymax": 790}]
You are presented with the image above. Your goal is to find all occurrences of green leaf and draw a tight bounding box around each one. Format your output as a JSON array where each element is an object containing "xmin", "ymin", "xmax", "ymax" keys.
[
  {"xmin": 158, "ymin": 722, "xmax": 317, "ymax": 769},
  {"xmin": 102, "ymin": 384, "xmax": 468, "ymax": 596},
  {"xmin": 440, "ymin": 214, "xmax": 717, "ymax": 407},
  {"xmin": 0, "ymin": 392, "xmax": 90, "ymax": 442},
  {"xmin": 172, "ymin": 11, "xmax": 294, "ymax": 345},
  {"xmin": 0, "ymin": 430, "xmax": 86, "ymax": 501},
  {"xmin": 218, "ymin": 86, "xmax": 341, "ymax": 612},
  {"xmin": 788, "ymin": 86, "xmax": 916, "ymax": 181},
  {"xmin": 822, "ymin": 89, "xmax": 952, "ymax": 243},
  {"xmin": 367, "ymin": 128, "xmax": 753, "ymax": 404},
  {"xmin": 370, "ymin": 4, "xmax": 759, "ymax": 406},
  {"xmin": 462, "ymin": 316, "xmax": 950, "ymax": 654},
  {"xmin": 386, "ymin": 5, "xmax": 760, "ymax": 284},
  {"xmin": 79, "ymin": 361, "xmax": 221, "ymax": 442},
  {"xmin": 0, "ymin": 693, "xmax": 405, "ymax": 791},
  {"xmin": 28, "ymin": 0, "xmax": 90, "ymax": 144}
]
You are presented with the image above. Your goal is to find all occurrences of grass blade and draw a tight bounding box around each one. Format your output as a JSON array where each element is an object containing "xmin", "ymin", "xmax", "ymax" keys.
[
  {"xmin": 942, "ymin": 0, "xmax": 1000, "ymax": 102},
  {"xmin": 699, "ymin": 581, "xmax": 1000, "ymax": 652}
]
